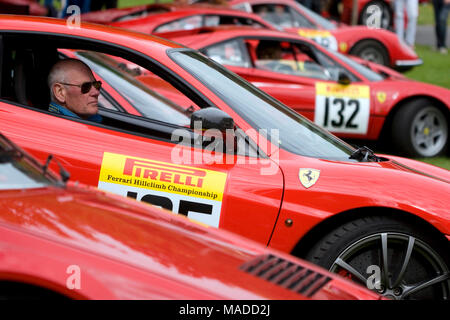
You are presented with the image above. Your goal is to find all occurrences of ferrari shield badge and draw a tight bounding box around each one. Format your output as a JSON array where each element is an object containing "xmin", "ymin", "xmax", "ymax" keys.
[
  {"xmin": 299, "ymin": 169, "xmax": 320, "ymax": 189},
  {"xmin": 377, "ymin": 92, "xmax": 386, "ymax": 103}
]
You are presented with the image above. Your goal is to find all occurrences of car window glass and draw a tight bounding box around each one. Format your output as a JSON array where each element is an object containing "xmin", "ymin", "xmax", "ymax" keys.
[
  {"xmin": 98, "ymin": 92, "xmax": 120, "ymax": 111},
  {"xmin": 252, "ymin": 4, "xmax": 301, "ymax": 29},
  {"xmin": 294, "ymin": 2, "xmax": 336, "ymax": 30},
  {"xmin": 155, "ymin": 15, "xmax": 203, "ymax": 32},
  {"xmin": 205, "ymin": 15, "xmax": 267, "ymax": 28},
  {"xmin": 75, "ymin": 51, "xmax": 197, "ymax": 127},
  {"xmin": 73, "ymin": 52, "xmax": 258, "ymax": 158},
  {"xmin": 171, "ymin": 50, "xmax": 356, "ymax": 161},
  {"xmin": 0, "ymin": 139, "xmax": 56, "ymax": 190},
  {"xmin": 113, "ymin": 8, "xmax": 169, "ymax": 22},
  {"xmin": 313, "ymin": 48, "xmax": 360, "ymax": 82},
  {"xmin": 204, "ymin": 40, "xmax": 250, "ymax": 68},
  {"xmin": 288, "ymin": 6, "xmax": 316, "ymax": 28},
  {"xmin": 251, "ymin": 39, "xmax": 331, "ymax": 80},
  {"xmin": 328, "ymin": 51, "xmax": 384, "ymax": 82}
]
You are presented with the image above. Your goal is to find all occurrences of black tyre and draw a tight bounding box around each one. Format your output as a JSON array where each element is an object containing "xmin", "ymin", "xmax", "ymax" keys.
[
  {"xmin": 305, "ymin": 215, "xmax": 450, "ymax": 300},
  {"xmin": 359, "ymin": 0, "xmax": 392, "ymax": 30},
  {"xmin": 391, "ymin": 99, "xmax": 448, "ymax": 158},
  {"xmin": 350, "ymin": 39, "xmax": 390, "ymax": 67}
]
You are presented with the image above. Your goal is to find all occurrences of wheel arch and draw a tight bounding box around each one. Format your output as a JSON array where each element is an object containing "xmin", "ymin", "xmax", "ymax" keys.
[
  {"xmin": 358, "ymin": 0, "xmax": 393, "ymax": 29},
  {"xmin": 378, "ymin": 95, "xmax": 450, "ymax": 143},
  {"xmin": 291, "ymin": 206, "xmax": 450, "ymax": 259},
  {"xmin": 348, "ymin": 38, "xmax": 391, "ymax": 66}
]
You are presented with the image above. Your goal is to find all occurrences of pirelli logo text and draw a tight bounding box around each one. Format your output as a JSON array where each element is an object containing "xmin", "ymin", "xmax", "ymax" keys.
[
  {"xmin": 98, "ymin": 152, "xmax": 227, "ymax": 202},
  {"xmin": 123, "ymin": 158, "xmax": 206, "ymax": 188},
  {"xmin": 316, "ymin": 82, "xmax": 370, "ymax": 99}
]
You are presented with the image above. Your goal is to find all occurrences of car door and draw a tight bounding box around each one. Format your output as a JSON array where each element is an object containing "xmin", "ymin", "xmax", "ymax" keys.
[{"xmin": 0, "ymin": 31, "xmax": 284, "ymax": 245}]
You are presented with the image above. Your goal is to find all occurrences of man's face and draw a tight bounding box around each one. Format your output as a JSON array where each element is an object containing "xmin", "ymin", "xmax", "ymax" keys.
[{"xmin": 63, "ymin": 68, "xmax": 100, "ymax": 119}]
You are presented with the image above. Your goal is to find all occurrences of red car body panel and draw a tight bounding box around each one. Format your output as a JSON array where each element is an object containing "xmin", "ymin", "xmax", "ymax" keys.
[
  {"xmin": 1, "ymin": 134, "xmax": 383, "ymax": 300},
  {"xmin": 1, "ymin": 182, "xmax": 381, "ymax": 300},
  {"xmin": 167, "ymin": 27, "xmax": 450, "ymax": 141},
  {"xmin": 0, "ymin": 17, "xmax": 448, "ymax": 277}
]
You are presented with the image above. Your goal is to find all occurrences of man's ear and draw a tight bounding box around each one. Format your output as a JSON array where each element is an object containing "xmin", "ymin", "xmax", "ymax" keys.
[{"xmin": 52, "ymin": 83, "xmax": 66, "ymax": 104}]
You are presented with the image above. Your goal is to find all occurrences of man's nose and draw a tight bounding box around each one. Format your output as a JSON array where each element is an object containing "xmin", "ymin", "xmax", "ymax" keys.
[{"xmin": 89, "ymin": 85, "xmax": 100, "ymax": 96}]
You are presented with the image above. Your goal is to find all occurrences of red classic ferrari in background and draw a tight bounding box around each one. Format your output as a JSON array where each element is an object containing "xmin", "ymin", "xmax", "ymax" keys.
[
  {"xmin": 1, "ymin": 132, "xmax": 381, "ymax": 300},
  {"xmin": 80, "ymin": 1, "xmax": 421, "ymax": 70},
  {"xmin": 0, "ymin": 16, "xmax": 449, "ymax": 300},
  {"xmin": 229, "ymin": 0, "xmax": 421, "ymax": 69},
  {"xmin": 164, "ymin": 26, "xmax": 449, "ymax": 158}
]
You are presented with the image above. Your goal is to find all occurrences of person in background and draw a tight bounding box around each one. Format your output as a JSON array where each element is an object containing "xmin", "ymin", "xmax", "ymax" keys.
[
  {"xmin": 60, "ymin": 0, "xmax": 91, "ymax": 17},
  {"xmin": 394, "ymin": 0, "xmax": 419, "ymax": 48},
  {"xmin": 432, "ymin": 0, "xmax": 450, "ymax": 54}
]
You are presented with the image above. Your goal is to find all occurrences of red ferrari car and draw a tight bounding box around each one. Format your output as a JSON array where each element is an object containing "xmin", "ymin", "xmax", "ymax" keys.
[
  {"xmin": 165, "ymin": 26, "xmax": 449, "ymax": 158},
  {"xmin": 81, "ymin": 1, "xmax": 421, "ymax": 70},
  {"xmin": 1, "ymin": 132, "xmax": 382, "ymax": 300},
  {"xmin": 229, "ymin": 0, "xmax": 421, "ymax": 69},
  {"xmin": 81, "ymin": 2, "xmax": 270, "ymax": 30},
  {"xmin": 1, "ymin": 16, "xmax": 449, "ymax": 300}
]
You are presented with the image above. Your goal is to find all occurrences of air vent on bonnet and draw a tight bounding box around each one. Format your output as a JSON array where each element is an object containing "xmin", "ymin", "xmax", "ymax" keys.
[{"xmin": 240, "ymin": 254, "xmax": 331, "ymax": 298}]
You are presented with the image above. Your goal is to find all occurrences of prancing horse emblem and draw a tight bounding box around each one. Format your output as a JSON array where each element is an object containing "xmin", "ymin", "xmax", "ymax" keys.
[{"xmin": 299, "ymin": 169, "xmax": 320, "ymax": 189}]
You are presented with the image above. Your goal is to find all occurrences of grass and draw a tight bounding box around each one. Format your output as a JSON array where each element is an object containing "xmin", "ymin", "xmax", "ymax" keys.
[
  {"xmin": 118, "ymin": 0, "xmax": 171, "ymax": 7},
  {"xmin": 416, "ymin": 157, "xmax": 450, "ymax": 170},
  {"xmin": 418, "ymin": 2, "xmax": 450, "ymax": 26},
  {"xmin": 404, "ymin": 45, "xmax": 450, "ymax": 89}
]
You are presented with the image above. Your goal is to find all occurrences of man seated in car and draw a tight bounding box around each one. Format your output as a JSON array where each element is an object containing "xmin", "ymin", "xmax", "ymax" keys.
[{"xmin": 47, "ymin": 58, "xmax": 102, "ymax": 123}]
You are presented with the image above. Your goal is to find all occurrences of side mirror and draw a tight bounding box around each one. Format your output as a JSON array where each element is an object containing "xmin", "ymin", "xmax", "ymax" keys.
[
  {"xmin": 190, "ymin": 107, "xmax": 234, "ymax": 132},
  {"xmin": 338, "ymin": 71, "xmax": 351, "ymax": 85},
  {"xmin": 190, "ymin": 107, "xmax": 236, "ymax": 153}
]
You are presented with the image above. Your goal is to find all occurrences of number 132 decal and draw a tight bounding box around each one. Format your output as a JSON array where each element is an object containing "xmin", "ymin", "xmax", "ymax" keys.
[{"xmin": 314, "ymin": 83, "xmax": 370, "ymax": 134}]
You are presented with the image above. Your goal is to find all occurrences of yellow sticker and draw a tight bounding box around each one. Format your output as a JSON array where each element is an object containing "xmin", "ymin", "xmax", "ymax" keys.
[
  {"xmin": 98, "ymin": 152, "xmax": 227, "ymax": 201},
  {"xmin": 339, "ymin": 42, "xmax": 348, "ymax": 52},
  {"xmin": 298, "ymin": 30, "xmax": 332, "ymax": 38},
  {"xmin": 316, "ymin": 82, "xmax": 370, "ymax": 99},
  {"xmin": 377, "ymin": 92, "xmax": 387, "ymax": 103}
]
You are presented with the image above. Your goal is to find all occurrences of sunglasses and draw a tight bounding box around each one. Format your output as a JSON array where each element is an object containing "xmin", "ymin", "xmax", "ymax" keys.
[{"xmin": 59, "ymin": 81, "xmax": 102, "ymax": 94}]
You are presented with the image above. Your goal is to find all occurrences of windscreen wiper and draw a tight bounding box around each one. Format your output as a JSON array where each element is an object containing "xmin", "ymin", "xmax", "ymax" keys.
[
  {"xmin": 42, "ymin": 154, "xmax": 70, "ymax": 183},
  {"xmin": 349, "ymin": 146, "xmax": 381, "ymax": 162}
]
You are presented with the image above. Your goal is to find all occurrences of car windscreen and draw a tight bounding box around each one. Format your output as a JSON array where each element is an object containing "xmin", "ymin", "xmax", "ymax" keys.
[
  {"xmin": 330, "ymin": 50, "xmax": 385, "ymax": 82},
  {"xmin": 0, "ymin": 138, "xmax": 56, "ymax": 190},
  {"xmin": 294, "ymin": 2, "xmax": 337, "ymax": 30},
  {"xmin": 170, "ymin": 49, "xmax": 356, "ymax": 161},
  {"xmin": 74, "ymin": 51, "xmax": 191, "ymax": 127}
]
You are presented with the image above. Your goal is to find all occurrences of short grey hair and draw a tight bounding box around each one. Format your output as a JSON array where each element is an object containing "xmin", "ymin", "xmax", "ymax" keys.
[{"xmin": 48, "ymin": 58, "xmax": 93, "ymax": 102}]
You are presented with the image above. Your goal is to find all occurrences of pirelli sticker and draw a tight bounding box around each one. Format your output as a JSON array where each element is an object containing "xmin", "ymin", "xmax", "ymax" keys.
[
  {"xmin": 98, "ymin": 152, "xmax": 227, "ymax": 227},
  {"xmin": 314, "ymin": 82, "xmax": 371, "ymax": 135}
]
